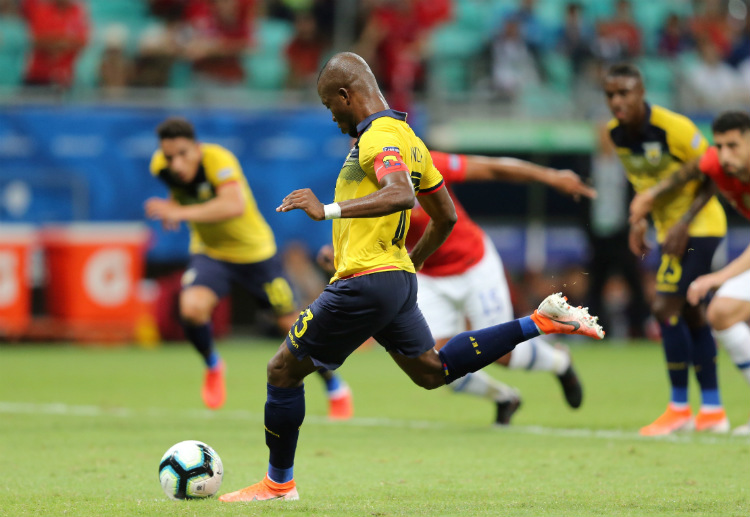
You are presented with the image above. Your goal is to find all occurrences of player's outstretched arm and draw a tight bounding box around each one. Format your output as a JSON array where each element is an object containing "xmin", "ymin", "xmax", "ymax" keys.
[
  {"xmin": 277, "ymin": 170, "xmax": 415, "ymax": 220},
  {"xmin": 688, "ymin": 244, "xmax": 750, "ymax": 305},
  {"xmin": 174, "ymin": 183, "xmax": 246, "ymax": 223},
  {"xmin": 409, "ymin": 187, "xmax": 457, "ymax": 270},
  {"xmin": 629, "ymin": 159, "xmax": 702, "ymax": 224},
  {"xmin": 463, "ymin": 155, "xmax": 597, "ymax": 200}
]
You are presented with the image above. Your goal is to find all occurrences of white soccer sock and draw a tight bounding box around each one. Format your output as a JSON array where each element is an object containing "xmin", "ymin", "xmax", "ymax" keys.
[
  {"xmin": 507, "ymin": 337, "xmax": 570, "ymax": 375},
  {"xmin": 715, "ymin": 322, "xmax": 750, "ymax": 386},
  {"xmin": 449, "ymin": 370, "xmax": 518, "ymax": 403}
]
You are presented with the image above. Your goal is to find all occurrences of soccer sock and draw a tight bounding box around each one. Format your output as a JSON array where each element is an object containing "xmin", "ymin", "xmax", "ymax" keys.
[
  {"xmin": 182, "ymin": 322, "xmax": 219, "ymax": 369},
  {"xmin": 690, "ymin": 324, "xmax": 721, "ymax": 408},
  {"xmin": 265, "ymin": 384, "xmax": 305, "ymax": 484},
  {"xmin": 659, "ymin": 317, "xmax": 692, "ymax": 406},
  {"xmin": 714, "ymin": 323, "xmax": 750, "ymax": 386},
  {"xmin": 448, "ymin": 370, "xmax": 518, "ymax": 403},
  {"xmin": 438, "ymin": 316, "xmax": 539, "ymax": 384},
  {"xmin": 507, "ymin": 337, "xmax": 570, "ymax": 374},
  {"xmin": 316, "ymin": 368, "xmax": 348, "ymax": 399}
]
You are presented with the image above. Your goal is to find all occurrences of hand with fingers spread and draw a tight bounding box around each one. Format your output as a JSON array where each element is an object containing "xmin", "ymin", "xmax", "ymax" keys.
[{"xmin": 276, "ymin": 189, "xmax": 325, "ymax": 221}]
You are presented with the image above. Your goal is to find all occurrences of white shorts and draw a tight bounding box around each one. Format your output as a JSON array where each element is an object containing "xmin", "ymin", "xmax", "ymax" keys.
[
  {"xmin": 417, "ymin": 235, "xmax": 514, "ymax": 339},
  {"xmin": 715, "ymin": 269, "xmax": 750, "ymax": 302}
]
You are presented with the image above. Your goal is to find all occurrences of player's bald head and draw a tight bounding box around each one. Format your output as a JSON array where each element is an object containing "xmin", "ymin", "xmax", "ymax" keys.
[{"xmin": 317, "ymin": 52, "xmax": 379, "ymax": 97}]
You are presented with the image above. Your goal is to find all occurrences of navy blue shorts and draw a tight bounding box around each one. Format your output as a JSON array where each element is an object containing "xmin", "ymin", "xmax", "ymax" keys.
[
  {"xmin": 285, "ymin": 270, "xmax": 435, "ymax": 370},
  {"xmin": 182, "ymin": 254, "xmax": 296, "ymax": 316},
  {"xmin": 655, "ymin": 237, "xmax": 722, "ymax": 295}
]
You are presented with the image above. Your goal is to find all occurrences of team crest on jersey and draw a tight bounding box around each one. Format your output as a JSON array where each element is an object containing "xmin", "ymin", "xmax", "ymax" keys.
[
  {"xmin": 382, "ymin": 155, "xmax": 401, "ymax": 168},
  {"xmin": 643, "ymin": 142, "xmax": 662, "ymax": 166},
  {"xmin": 198, "ymin": 182, "xmax": 213, "ymax": 200}
]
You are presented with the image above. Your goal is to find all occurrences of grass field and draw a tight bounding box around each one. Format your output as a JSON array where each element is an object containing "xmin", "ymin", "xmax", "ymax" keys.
[{"xmin": 1, "ymin": 338, "xmax": 749, "ymax": 517}]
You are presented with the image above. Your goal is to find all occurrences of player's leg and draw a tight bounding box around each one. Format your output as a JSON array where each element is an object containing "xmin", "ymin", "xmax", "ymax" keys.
[
  {"xmin": 179, "ymin": 255, "xmax": 230, "ymax": 410},
  {"xmin": 238, "ymin": 256, "xmax": 353, "ymax": 420},
  {"xmin": 707, "ymin": 269, "xmax": 750, "ymax": 434},
  {"xmin": 463, "ymin": 243, "xmax": 582, "ymax": 407},
  {"xmin": 418, "ymin": 271, "xmax": 521, "ymax": 424},
  {"xmin": 220, "ymin": 272, "xmax": 410, "ymax": 502}
]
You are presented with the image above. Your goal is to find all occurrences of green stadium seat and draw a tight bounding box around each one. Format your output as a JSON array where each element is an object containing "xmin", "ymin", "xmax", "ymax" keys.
[
  {"xmin": 542, "ymin": 52, "xmax": 572, "ymax": 93},
  {"xmin": 244, "ymin": 54, "xmax": 288, "ymax": 90},
  {"xmin": 0, "ymin": 18, "xmax": 28, "ymax": 87},
  {"xmin": 637, "ymin": 56, "xmax": 675, "ymax": 92},
  {"xmin": 431, "ymin": 24, "xmax": 484, "ymax": 59},
  {"xmin": 254, "ymin": 19, "xmax": 294, "ymax": 55}
]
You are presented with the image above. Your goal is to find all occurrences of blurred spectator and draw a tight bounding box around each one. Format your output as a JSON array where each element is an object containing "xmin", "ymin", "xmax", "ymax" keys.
[
  {"xmin": 131, "ymin": 24, "xmax": 181, "ymax": 88},
  {"xmin": 597, "ymin": 0, "xmax": 641, "ymax": 58},
  {"xmin": 682, "ymin": 37, "xmax": 746, "ymax": 110},
  {"xmin": 98, "ymin": 24, "xmax": 131, "ymax": 94},
  {"xmin": 355, "ymin": 0, "xmax": 451, "ymax": 112},
  {"xmin": 689, "ymin": 0, "xmax": 731, "ymax": 58},
  {"xmin": 285, "ymin": 11, "xmax": 327, "ymax": 90},
  {"xmin": 21, "ymin": 0, "xmax": 89, "ymax": 88},
  {"xmin": 727, "ymin": 11, "xmax": 750, "ymax": 67},
  {"xmin": 0, "ymin": 0, "xmax": 20, "ymax": 16},
  {"xmin": 147, "ymin": 0, "xmax": 190, "ymax": 22},
  {"xmin": 658, "ymin": 13, "xmax": 694, "ymax": 57},
  {"xmin": 557, "ymin": 2, "xmax": 593, "ymax": 75},
  {"xmin": 184, "ymin": 0, "xmax": 256, "ymax": 85},
  {"xmin": 491, "ymin": 17, "xmax": 540, "ymax": 100},
  {"xmin": 591, "ymin": 21, "xmax": 626, "ymax": 64},
  {"xmin": 499, "ymin": 0, "xmax": 547, "ymax": 53}
]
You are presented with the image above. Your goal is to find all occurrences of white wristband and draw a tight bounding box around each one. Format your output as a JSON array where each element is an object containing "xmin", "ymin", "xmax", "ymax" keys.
[{"xmin": 324, "ymin": 203, "xmax": 341, "ymax": 220}]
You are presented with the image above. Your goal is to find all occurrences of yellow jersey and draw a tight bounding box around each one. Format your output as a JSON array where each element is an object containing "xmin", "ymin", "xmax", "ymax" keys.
[
  {"xmin": 331, "ymin": 110, "xmax": 444, "ymax": 282},
  {"xmin": 608, "ymin": 104, "xmax": 726, "ymax": 242},
  {"xmin": 150, "ymin": 143, "xmax": 277, "ymax": 264}
]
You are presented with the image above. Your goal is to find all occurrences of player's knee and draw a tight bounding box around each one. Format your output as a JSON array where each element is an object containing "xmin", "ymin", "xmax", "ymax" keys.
[
  {"xmin": 651, "ymin": 297, "xmax": 680, "ymax": 323},
  {"xmin": 266, "ymin": 353, "xmax": 298, "ymax": 387},
  {"xmin": 180, "ymin": 301, "xmax": 211, "ymax": 326},
  {"xmin": 707, "ymin": 299, "xmax": 738, "ymax": 331}
]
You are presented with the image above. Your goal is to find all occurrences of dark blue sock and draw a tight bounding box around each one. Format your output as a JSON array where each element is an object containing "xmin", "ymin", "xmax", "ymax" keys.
[
  {"xmin": 659, "ymin": 317, "xmax": 692, "ymax": 405},
  {"xmin": 690, "ymin": 324, "xmax": 721, "ymax": 406},
  {"xmin": 316, "ymin": 368, "xmax": 342, "ymax": 393},
  {"xmin": 438, "ymin": 317, "xmax": 540, "ymax": 383},
  {"xmin": 265, "ymin": 384, "xmax": 305, "ymax": 483},
  {"xmin": 182, "ymin": 322, "xmax": 217, "ymax": 368}
]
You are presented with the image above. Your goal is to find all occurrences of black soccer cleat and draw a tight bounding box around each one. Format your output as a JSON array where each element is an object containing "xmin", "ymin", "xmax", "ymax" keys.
[
  {"xmin": 495, "ymin": 397, "xmax": 522, "ymax": 426},
  {"xmin": 557, "ymin": 364, "xmax": 583, "ymax": 409}
]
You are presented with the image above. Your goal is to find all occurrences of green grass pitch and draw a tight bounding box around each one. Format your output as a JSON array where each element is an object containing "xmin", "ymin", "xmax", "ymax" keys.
[{"xmin": 1, "ymin": 338, "xmax": 749, "ymax": 517}]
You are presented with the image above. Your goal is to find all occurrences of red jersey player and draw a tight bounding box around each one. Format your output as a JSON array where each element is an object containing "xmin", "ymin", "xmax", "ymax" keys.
[
  {"xmin": 630, "ymin": 111, "xmax": 750, "ymax": 434},
  {"xmin": 406, "ymin": 151, "xmax": 597, "ymax": 424}
]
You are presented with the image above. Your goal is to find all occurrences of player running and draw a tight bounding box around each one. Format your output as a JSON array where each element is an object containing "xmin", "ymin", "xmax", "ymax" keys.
[
  {"xmin": 219, "ymin": 52, "xmax": 604, "ymax": 503},
  {"xmin": 631, "ymin": 111, "xmax": 750, "ymax": 435},
  {"xmin": 603, "ymin": 64, "xmax": 728, "ymax": 436},
  {"xmin": 408, "ymin": 151, "xmax": 597, "ymax": 423},
  {"xmin": 144, "ymin": 117, "xmax": 353, "ymax": 417}
]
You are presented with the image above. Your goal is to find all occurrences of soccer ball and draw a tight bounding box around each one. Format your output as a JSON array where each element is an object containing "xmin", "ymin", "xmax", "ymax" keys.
[{"xmin": 158, "ymin": 440, "xmax": 223, "ymax": 500}]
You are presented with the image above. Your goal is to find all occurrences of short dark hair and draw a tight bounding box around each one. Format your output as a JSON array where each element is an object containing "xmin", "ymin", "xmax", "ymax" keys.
[
  {"xmin": 712, "ymin": 111, "xmax": 750, "ymax": 135},
  {"xmin": 156, "ymin": 117, "xmax": 196, "ymax": 141},
  {"xmin": 605, "ymin": 63, "xmax": 642, "ymax": 82}
]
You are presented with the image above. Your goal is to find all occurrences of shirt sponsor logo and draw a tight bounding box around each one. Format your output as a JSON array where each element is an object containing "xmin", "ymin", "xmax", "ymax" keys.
[{"xmin": 382, "ymin": 146, "xmax": 400, "ymax": 153}]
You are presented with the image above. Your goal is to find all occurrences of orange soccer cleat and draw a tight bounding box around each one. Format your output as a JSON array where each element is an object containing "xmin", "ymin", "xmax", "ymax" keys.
[
  {"xmin": 639, "ymin": 404, "xmax": 693, "ymax": 436},
  {"xmin": 695, "ymin": 408, "xmax": 729, "ymax": 433},
  {"xmin": 219, "ymin": 475, "xmax": 299, "ymax": 502},
  {"xmin": 530, "ymin": 293, "xmax": 605, "ymax": 340},
  {"xmin": 328, "ymin": 385, "xmax": 354, "ymax": 420},
  {"xmin": 201, "ymin": 360, "xmax": 226, "ymax": 410}
]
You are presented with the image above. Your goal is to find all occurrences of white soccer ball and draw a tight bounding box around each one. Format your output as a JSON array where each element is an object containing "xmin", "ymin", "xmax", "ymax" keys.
[{"xmin": 158, "ymin": 440, "xmax": 223, "ymax": 500}]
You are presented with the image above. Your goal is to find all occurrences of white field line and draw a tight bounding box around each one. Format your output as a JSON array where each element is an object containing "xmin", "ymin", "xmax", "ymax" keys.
[{"xmin": 0, "ymin": 401, "xmax": 744, "ymax": 444}]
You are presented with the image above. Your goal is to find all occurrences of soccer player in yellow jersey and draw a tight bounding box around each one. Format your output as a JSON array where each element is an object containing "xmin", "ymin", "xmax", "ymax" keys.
[
  {"xmin": 603, "ymin": 64, "xmax": 729, "ymax": 436},
  {"xmin": 144, "ymin": 118, "xmax": 353, "ymax": 416},
  {"xmin": 219, "ymin": 52, "xmax": 604, "ymax": 503}
]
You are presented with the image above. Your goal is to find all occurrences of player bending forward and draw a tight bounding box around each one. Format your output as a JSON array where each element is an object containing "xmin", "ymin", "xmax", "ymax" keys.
[
  {"xmin": 144, "ymin": 118, "xmax": 353, "ymax": 417},
  {"xmin": 218, "ymin": 52, "xmax": 604, "ymax": 503},
  {"xmin": 631, "ymin": 111, "xmax": 750, "ymax": 434}
]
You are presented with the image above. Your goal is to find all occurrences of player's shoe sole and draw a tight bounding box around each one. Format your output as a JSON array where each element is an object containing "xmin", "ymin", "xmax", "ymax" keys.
[
  {"xmin": 202, "ymin": 360, "xmax": 226, "ymax": 410},
  {"xmin": 530, "ymin": 293, "xmax": 605, "ymax": 340},
  {"xmin": 219, "ymin": 475, "xmax": 299, "ymax": 502},
  {"xmin": 695, "ymin": 409, "xmax": 729, "ymax": 433},
  {"xmin": 639, "ymin": 405, "xmax": 693, "ymax": 436}
]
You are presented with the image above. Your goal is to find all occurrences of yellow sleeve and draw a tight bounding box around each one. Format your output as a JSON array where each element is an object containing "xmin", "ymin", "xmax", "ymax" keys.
[
  {"xmin": 203, "ymin": 146, "xmax": 244, "ymax": 187},
  {"xmin": 666, "ymin": 114, "xmax": 708, "ymax": 163},
  {"xmin": 149, "ymin": 150, "xmax": 166, "ymax": 177},
  {"xmin": 417, "ymin": 149, "xmax": 444, "ymax": 194}
]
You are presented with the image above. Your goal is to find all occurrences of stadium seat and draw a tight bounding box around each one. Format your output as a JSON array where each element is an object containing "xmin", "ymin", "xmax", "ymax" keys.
[
  {"xmin": 254, "ymin": 19, "xmax": 294, "ymax": 55},
  {"xmin": 244, "ymin": 54, "xmax": 288, "ymax": 90},
  {"xmin": 0, "ymin": 18, "xmax": 28, "ymax": 87},
  {"xmin": 542, "ymin": 52, "xmax": 572, "ymax": 93}
]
